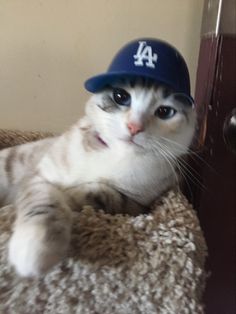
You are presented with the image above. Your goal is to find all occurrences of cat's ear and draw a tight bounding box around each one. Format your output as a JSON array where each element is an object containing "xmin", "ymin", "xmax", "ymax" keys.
[{"xmin": 173, "ymin": 93, "xmax": 194, "ymax": 108}]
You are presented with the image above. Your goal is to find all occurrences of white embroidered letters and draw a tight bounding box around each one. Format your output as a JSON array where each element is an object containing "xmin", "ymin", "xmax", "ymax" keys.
[{"xmin": 133, "ymin": 41, "xmax": 158, "ymax": 69}]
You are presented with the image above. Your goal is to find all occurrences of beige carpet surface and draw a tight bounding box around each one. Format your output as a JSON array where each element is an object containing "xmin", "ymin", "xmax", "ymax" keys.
[{"xmin": 0, "ymin": 190, "xmax": 207, "ymax": 314}]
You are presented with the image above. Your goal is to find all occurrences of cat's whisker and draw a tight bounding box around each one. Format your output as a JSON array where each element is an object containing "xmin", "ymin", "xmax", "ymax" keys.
[
  {"xmin": 159, "ymin": 141, "xmax": 204, "ymax": 180},
  {"xmin": 155, "ymin": 144, "xmax": 195, "ymax": 199},
  {"xmin": 162, "ymin": 142, "xmax": 206, "ymax": 190},
  {"xmin": 153, "ymin": 140, "xmax": 207, "ymax": 192},
  {"xmin": 150, "ymin": 142, "xmax": 179, "ymax": 186},
  {"xmin": 176, "ymin": 159, "xmax": 206, "ymax": 191},
  {"xmin": 159, "ymin": 136, "xmax": 217, "ymax": 174}
]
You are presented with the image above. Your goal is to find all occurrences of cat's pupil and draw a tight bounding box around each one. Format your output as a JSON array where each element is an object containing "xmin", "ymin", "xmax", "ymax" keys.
[
  {"xmin": 155, "ymin": 106, "xmax": 176, "ymax": 119},
  {"xmin": 112, "ymin": 88, "xmax": 131, "ymax": 107}
]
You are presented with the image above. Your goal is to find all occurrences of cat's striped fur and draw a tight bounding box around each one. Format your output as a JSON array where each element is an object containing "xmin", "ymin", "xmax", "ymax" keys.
[{"xmin": 0, "ymin": 80, "xmax": 196, "ymax": 277}]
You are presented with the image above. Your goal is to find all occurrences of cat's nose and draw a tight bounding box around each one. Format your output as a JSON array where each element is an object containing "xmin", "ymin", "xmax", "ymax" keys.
[{"xmin": 127, "ymin": 122, "xmax": 144, "ymax": 136}]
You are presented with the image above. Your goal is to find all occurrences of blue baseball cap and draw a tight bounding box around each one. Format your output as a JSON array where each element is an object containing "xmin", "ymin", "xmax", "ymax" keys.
[{"xmin": 84, "ymin": 38, "xmax": 194, "ymax": 103}]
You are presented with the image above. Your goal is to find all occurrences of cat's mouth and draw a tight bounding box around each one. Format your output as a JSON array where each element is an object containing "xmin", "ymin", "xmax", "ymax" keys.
[
  {"xmin": 121, "ymin": 137, "xmax": 144, "ymax": 149},
  {"xmin": 95, "ymin": 133, "xmax": 108, "ymax": 148}
]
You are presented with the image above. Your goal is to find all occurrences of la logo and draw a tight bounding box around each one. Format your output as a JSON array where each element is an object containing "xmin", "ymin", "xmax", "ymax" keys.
[{"xmin": 133, "ymin": 41, "xmax": 158, "ymax": 68}]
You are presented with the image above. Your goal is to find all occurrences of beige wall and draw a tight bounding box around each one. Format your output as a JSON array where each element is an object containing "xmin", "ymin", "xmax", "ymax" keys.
[{"xmin": 0, "ymin": 0, "xmax": 204, "ymax": 132}]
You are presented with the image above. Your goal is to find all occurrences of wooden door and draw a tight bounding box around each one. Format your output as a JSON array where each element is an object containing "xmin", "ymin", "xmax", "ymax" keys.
[{"xmin": 192, "ymin": 1, "xmax": 236, "ymax": 313}]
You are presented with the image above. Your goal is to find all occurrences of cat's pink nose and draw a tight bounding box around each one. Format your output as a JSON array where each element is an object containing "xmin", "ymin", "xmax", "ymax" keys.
[{"xmin": 127, "ymin": 122, "xmax": 144, "ymax": 136}]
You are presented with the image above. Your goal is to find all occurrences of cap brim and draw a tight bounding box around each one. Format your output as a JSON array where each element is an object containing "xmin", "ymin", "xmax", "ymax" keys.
[{"xmin": 84, "ymin": 71, "xmax": 194, "ymax": 105}]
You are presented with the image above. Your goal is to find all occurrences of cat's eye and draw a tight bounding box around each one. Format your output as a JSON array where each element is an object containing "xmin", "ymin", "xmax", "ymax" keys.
[
  {"xmin": 155, "ymin": 106, "xmax": 177, "ymax": 119},
  {"xmin": 112, "ymin": 88, "xmax": 131, "ymax": 107}
]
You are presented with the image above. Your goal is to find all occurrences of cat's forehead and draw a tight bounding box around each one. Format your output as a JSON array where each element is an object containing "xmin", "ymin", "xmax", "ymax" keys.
[
  {"xmin": 104, "ymin": 77, "xmax": 193, "ymax": 109},
  {"xmin": 109, "ymin": 77, "xmax": 173, "ymax": 99}
]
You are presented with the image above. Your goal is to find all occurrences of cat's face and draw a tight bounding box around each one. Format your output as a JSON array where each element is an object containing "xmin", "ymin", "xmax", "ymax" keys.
[{"xmin": 85, "ymin": 79, "xmax": 196, "ymax": 158}]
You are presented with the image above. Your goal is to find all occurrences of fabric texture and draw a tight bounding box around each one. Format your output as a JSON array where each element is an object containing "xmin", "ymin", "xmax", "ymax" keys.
[
  {"xmin": 0, "ymin": 129, "xmax": 207, "ymax": 314},
  {"xmin": 0, "ymin": 129, "xmax": 54, "ymax": 149}
]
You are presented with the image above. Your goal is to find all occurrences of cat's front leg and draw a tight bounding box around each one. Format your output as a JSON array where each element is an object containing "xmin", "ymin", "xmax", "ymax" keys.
[
  {"xmin": 67, "ymin": 182, "xmax": 146, "ymax": 215},
  {"xmin": 8, "ymin": 176, "xmax": 72, "ymax": 277}
]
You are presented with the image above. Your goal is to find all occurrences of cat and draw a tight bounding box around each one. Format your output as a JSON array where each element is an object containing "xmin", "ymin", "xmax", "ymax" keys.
[{"xmin": 0, "ymin": 78, "xmax": 196, "ymax": 277}]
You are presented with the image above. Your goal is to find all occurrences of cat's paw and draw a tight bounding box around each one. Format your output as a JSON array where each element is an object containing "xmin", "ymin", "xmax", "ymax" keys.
[{"xmin": 8, "ymin": 222, "xmax": 71, "ymax": 277}]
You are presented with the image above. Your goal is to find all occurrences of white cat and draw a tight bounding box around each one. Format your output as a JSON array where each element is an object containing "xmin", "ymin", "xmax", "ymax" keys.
[{"xmin": 0, "ymin": 79, "xmax": 196, "ymax": 277}]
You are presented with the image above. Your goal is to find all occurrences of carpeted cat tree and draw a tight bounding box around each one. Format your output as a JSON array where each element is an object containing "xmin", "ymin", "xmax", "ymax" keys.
[{"xmin": 0, "ymin": 129, "xmax": 207, "ymax": 314}]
